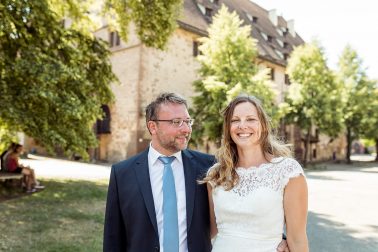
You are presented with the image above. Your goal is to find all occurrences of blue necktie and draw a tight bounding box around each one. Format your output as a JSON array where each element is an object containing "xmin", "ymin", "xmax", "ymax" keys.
[{"xmin": 158, "ymin": 156, "xmax": 179, "ymax": 252}]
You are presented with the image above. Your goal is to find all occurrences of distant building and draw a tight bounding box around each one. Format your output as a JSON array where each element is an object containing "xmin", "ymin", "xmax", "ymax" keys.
[{"xmin": 25, "ymin": 0, "xmax": 346, "ymax": 163}]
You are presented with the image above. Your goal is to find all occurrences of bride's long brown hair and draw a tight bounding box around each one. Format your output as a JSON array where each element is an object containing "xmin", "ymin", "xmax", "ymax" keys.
[{"xmin": 202, "ymin": 96, "xmax": 292, "ymax": 190}]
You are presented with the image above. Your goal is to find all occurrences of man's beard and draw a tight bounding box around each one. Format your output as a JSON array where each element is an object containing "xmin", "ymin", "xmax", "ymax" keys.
[{"xmin": 159, "ymin": 135, "xmax": 190, "ymax": 153}]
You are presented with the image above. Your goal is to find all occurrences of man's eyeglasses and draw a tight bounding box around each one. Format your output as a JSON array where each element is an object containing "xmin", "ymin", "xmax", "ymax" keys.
[{"xmin": 152, "ymin": 118, "xmax": 194, "ymax": 128}]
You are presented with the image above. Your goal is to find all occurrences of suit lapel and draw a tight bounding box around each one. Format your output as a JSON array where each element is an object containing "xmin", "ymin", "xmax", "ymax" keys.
[
  {"xmin": 133, "ymin": 149, "xmax": 159, "ymax": 235},
  {"xmin": 182, "ymin": 150, "xmax": 197, "ymax": 231}
]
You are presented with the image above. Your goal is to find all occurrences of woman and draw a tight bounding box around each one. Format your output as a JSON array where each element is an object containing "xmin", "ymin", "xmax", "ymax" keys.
[
  {"xmin": 5, "ymin": 144, "xmax": 44, "ymax": 193},
  {"xmin": 203, "ymin": 96, "xmax": 308, "ymax": 252}
]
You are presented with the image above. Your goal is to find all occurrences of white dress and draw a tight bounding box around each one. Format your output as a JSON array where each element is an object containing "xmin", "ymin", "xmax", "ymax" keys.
[{"xmin": 211, "ymin": 157, "xmax": 304, "ymax": 252}]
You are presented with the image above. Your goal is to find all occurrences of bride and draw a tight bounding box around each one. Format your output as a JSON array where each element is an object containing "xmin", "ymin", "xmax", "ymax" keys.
[{"xmin": 203, "ymin": 96, "xmax": 308, "ymax": 252}]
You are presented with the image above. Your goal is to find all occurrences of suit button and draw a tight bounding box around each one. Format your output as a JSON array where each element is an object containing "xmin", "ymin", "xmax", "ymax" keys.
[{"xmin": 154, "ymin": 246, "xmax": 159, "ymax": 251}]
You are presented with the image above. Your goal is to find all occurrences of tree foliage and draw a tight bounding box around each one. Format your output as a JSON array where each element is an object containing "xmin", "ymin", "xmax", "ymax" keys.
[
  {"xmin": 281, "ymin": 41, "xmax": 343, "ymax": 166},
  {"xmin": 360, "ymin": 82, "xmax": 378, "ymax": 160},
  {"xmin": 0, "ymin": 0, "xmax": 116, "ymax": 159},
  {"xmin": 48, "ymin": 0, "xmax": 183, "ymax": 50},
  {"xmin": 190, "ymin": 6, "xmax": 275, "ymax": 146},
  {"xmin": 336, "ymin": 45, "xmax": 377, "ymax": 162},
  {"xmin": 0, "ymin": 122, "xmax": 19, "ymax": 152}
]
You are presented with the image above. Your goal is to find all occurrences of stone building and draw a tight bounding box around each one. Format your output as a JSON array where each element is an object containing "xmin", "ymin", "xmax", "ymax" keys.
[{"xmin": 25, "ymin": 0, "xmax": 346, "ymax": 163}]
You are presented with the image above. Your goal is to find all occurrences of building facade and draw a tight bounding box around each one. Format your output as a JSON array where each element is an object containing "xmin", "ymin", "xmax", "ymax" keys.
[{"xmin": 25, "ymin": 0, "xmax": 346, "ymax": 163}]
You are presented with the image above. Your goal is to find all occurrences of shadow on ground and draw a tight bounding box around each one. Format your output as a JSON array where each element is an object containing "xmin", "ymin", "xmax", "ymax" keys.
[{"xmin": 308, "ymin": 212, "xmax": 378, "ymax": 252}]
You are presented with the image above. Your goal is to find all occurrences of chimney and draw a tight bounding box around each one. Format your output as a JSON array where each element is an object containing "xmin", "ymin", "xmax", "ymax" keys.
[
  {"xmin": 287, "ymin": 19, "xmax": 296, "ymax": 37},
  {"xmin": 268, "ymin": 9, "xmax": 278, "ymax": 26}
]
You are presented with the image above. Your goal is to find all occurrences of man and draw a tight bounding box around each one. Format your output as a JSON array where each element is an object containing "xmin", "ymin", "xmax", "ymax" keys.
[{"xmin": 103, "ymin": 93, "xmax": 289, "ymax": 252}]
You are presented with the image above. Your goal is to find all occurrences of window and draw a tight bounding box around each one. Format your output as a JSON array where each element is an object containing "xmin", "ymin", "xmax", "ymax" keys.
[
  {"xmin": 267, "ymin": 35, "xmax": 273, "ymax": 42},
  {"xmin": 270, "ymin": 68, "xmax": 275, "ymax": 81},
  {"xmin": 283, "ymin": 53, "xmax": 289, "ymax": 60},
  {"xmin": 246, "ymin": 13, "xmax": 258, "ymax": 23},
  {"xmin": 283, "ymin": 42, "xmax": 289, "ymax": 49},
  {"xmin": 276, "ymin": 28, "xmax": 283, "ymax": 36},
  {"xmin": 275, "ymin": 49, "xmax": 284, "ymax": 59},
  {"xmin": 205, "ymin": 8, "xmax": 212, "ymax": 17},
  {"xmin": 276, "ymin": 39, "xmax": 284, "ymax": 47},
  {"xmin": 197, "ymin": 3, "xmax": 206, "ymax": 14},
  {"xmin": 109, "ymin": 31, "xmax": 120, "ymax": 47},
  {"xmin": 283, "ymin": 28, "xmax": 289, "ymax": 36},
  {"xmin": 285, "ymin": 74, "xmax": 291, "ymax": 85},
  {"xmin": 193, "ymin": 41, "xmax": 200, "ymax": 56},
  {"xmin": 260, "ymin": 31, "xmax": 268, "ymax": 40},
  {"xmin": 96, "ymin": 105, "xmax": 111, "ymax": 134}
]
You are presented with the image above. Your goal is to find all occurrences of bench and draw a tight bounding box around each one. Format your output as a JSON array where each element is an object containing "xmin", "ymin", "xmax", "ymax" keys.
[
  {"xmin": 0, "ymin": 172, "xmax": 23, "ymax": 180},
  {"xmin": 0, "ymin": 172, "xmax": 23, "ymax": 188}
]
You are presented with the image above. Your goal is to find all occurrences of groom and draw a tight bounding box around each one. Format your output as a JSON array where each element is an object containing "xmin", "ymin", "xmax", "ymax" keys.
[{"xmin": 103, "ymin": 93, "xmax": 289, "ymax": 252}]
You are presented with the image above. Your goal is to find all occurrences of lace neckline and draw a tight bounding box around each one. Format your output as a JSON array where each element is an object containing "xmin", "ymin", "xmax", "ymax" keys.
[{"xmin": 236, "ymin": 157, "xmax": 284, "ymax": 172}]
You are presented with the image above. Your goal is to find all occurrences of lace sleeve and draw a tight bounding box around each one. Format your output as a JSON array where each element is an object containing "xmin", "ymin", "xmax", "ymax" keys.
[{"xmin": 281, "ymin": 158, "xmax": 305, "ymax": 188}]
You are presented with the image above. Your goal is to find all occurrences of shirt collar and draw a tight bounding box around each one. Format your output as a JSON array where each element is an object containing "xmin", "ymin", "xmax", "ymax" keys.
[{"xmin": 148, "ymin": 142, "xmax": 183, "ymax": 165}]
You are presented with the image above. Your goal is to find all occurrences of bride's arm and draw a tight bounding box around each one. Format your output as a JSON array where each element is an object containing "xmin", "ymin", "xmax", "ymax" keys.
[
  {"xmin": 284, "ymin": 175, "xmax": 309, "ymax": 252},
  {"xmin": 207, "ymin": 183, "xmax": 218, "ymax": 239}
]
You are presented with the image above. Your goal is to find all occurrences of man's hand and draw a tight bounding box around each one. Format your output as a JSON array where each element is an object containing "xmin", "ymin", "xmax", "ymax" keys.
[{"xmin": 276, "ymin": 239, "xmax": 290, "ymax": 252}]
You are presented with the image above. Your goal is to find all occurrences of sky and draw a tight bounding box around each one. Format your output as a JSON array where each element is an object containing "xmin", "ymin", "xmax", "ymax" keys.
[{"xmin": 252, "ymin": 0, "xmax": 378, "ymax": 80}]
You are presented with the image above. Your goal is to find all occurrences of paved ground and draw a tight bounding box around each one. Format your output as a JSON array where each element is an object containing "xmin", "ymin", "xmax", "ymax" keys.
[
  {"xmin": 306, "ymin": 155, "xmax": 378, "ymax": 251},
  {"xmin": 20, "ymin": 154, "xmax": 111, "ymax": 181},
  {"xmin": 19, "ymin": 154, "xmax": 378, "ymax": 251}
]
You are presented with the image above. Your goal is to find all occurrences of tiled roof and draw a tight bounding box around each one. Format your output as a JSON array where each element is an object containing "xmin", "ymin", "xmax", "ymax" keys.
[{"xmin": 178, "ymin": 0, "xmax": 305, "ymax": 66}]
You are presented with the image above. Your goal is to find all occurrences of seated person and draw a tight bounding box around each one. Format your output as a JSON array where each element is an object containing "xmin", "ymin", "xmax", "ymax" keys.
[
  {"xmin": 5, "ymin": 144, "xmax": 44, "ymax": 193},
  {"xmin": 0, "ymin": 142, "xmax": 16, "ymax": 171}
]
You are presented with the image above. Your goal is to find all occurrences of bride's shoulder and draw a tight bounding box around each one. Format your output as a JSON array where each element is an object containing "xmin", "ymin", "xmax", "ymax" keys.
[{"xmin": 272, "ymin": 157, "xmax": 303, "ymax": 172}]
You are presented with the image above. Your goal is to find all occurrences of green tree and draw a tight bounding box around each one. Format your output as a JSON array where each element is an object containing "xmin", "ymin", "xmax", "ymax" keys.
[
  {"xmin": 0, "ymin": 0, "xmax": 116, "ymax": 159},
  {"xmin": 190, "ymin": 5, "xmax": 275, "ymax": 146},
  {"xmin": 281, "ymin": 41, "xmax": 343, "ymax": 166},
  {"xmin": 361, "ymin": 83, "xmax": 378, "ymax": 161},
  {"xmin": 0, "ymin": 122, "xmax": 19, "ymax": 153},
  {"xmin": 48, "ymin": 0, "xmax": 183, "ymax": 49},
  {"xmin": 337, "ymin": 45, "xmax": 377, "ymax": 163}
]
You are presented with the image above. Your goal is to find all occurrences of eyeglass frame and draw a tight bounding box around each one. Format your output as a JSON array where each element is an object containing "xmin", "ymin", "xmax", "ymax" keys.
[{"xmin": 151, "ymin": 118, "xmax": 194, "ymax": 128}]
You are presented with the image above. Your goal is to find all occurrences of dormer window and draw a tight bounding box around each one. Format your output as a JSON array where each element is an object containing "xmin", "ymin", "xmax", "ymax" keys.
[
  {"xmin": 205, "ymin": 8, "xmax": 212, "ymax": 17},
  {"xmin": 276, "ymin": 39, "xmax": 284, "ymax": 47},
  {"xmin": 246, "ymin": 12, "xmax": 258, "ymax": 23},
  {"xmin": 197, "ymin": 3, "xmax": 206, "ymax": 15},
  {"xmin": 276, "ymin": 28, "xmax": 283, "ymax": 36},
  {"xmin": 283, "ymin": 28, "xmax": 289, "ymax": 36},
  {"xmin": 260, "ymin": 31, "xmax": 268, "ymax": 40},
  {"xmin": 275, "ymin": 49, "xmax": 284, "ymax": 59}
]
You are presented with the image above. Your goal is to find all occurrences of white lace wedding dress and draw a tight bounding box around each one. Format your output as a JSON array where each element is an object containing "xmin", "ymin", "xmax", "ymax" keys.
[{"xmin": 211, "ymin": 157, "xmax": 304, "ymax": 252}]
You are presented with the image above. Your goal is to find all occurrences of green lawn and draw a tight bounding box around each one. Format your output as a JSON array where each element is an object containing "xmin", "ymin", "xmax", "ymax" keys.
[{"xmin": 0, "ymin": 179, "xmax": 108, "ymax": 252}]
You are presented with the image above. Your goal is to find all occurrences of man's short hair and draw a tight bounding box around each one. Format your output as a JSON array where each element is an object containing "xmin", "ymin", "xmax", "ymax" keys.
[{"xmin": 145, "ymin": 92, "xmax": 188, "ymax": 124}]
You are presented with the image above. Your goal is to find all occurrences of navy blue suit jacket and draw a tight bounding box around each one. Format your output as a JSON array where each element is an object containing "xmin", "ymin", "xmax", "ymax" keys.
[{"xmin": 103, "ymin": 148, "xmax": 215, "ymax": 252}]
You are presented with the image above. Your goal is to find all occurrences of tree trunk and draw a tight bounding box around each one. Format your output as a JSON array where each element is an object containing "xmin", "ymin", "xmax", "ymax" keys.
[
  {"xmin": 303, "ymin": 127, "xmax": 311, "ymax": 167},
  {"xmin": 346, "ymin": 127, "xmax": 352, "ymax": 164},
  {"xmin": 375, "ymin": 138, "xmax": 378, "ymax": 162}
]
